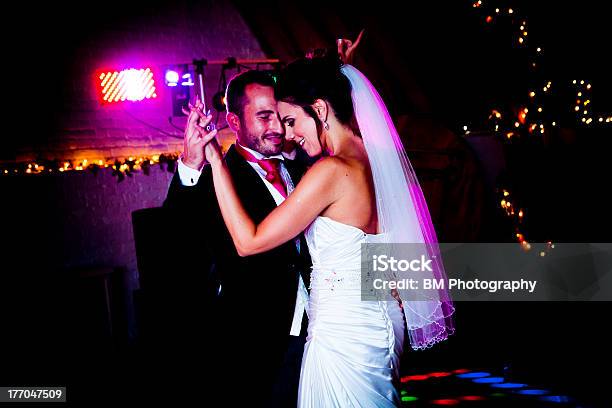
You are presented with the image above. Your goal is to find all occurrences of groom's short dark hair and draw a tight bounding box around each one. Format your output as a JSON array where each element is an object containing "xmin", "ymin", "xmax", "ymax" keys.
[{"xmin": 225, "ymin": 70, "xmax": 276, "ymax": 116}]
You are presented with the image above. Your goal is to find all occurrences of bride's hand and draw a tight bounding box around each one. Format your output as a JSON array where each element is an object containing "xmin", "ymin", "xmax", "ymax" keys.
[{"xmin": 337, "ymin": 29, "xmax": 364, "ymax": 65}]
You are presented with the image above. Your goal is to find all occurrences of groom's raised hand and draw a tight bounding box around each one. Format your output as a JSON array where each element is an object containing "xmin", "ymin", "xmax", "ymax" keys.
[{"xmin": 181, "ymin": 99, "xmax": 218, "ymax": 171}]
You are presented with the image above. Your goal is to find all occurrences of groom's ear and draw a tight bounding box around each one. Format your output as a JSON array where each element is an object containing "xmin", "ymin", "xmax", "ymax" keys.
[
  {"xmin": 312, "ymin": 99, "xmax": 328, "ymax": 122},
  {"xmin": 226, "ymin": 112, "xmax": 241, "ymax": 133}
]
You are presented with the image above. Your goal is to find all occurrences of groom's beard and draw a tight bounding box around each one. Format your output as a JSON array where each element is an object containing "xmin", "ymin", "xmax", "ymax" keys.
[{"xmin": 243, "ymin": 129, "xmax": 284, "ymax": 156}]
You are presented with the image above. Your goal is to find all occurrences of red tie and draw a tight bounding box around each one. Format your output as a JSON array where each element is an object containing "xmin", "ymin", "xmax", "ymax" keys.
[{"xmin": 235, "ymin": 144, "xmax": 288, "ymax": 198}]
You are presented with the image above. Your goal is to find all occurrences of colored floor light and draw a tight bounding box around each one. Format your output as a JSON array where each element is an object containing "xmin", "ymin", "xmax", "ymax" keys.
[
  {"xmin": 457, "ymin": 372, "xmax": 491, "ymax": 379},
  {"xmin": 539, "ymin": 395, "xmax": 571, "ymax": 403},
  {"xmin": 491, "ymin": 383, "xmax": 526, "ymax": 389},
  {"xmin": 458, "ymin": 395, "xmax": 486, "ymax": 401},
  {"xmin": 400, "ymin": 374, "xmax": 429, "ymax": 383},
  {"xmin": 431, "ymin": 399, "xmax": 460, "ymax": 405},
  {"xmin": 473, "ymin": 376, "xmax": 505, "ymax": 384},
  {"xmin": 98, "ymin": 67, "xmax": 157, "ymax": 104},
  {"xmin": 427, "ymin": 371, "xmax": 452, "ymax": 378},
  {"xmin": 452, "ymin": 369, "xmax": 471, "ymax": 374},
  {"xmin": 517, "ymin": 389, "xmax": 549, "ymax": 396},
  {"xmin": 401, "ymin": 396, "xmax": 418, "ymax": 402}
]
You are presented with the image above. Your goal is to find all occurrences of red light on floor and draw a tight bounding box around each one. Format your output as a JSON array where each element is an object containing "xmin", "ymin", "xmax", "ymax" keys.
[
  {"xmin": 427, "ymin": 371, "xmax": 452, "ymax": 378},
  {"xmin": 400, "ymin": 375, "xmax": 429, "ymax": 383},
  {"xmin": 452, "ymin": 369, "xmax": 471, "ymax": 374},
  {"xmin": 431, "ymin": 399, "xmax": 460, "ymax": 405},
  {"xmin": 459, "ymin": 395, "xmax": 486, "ymax": 401},
  {"xmin": 97, "ymin": 67, "xmax": 157, "ymax": 104}
]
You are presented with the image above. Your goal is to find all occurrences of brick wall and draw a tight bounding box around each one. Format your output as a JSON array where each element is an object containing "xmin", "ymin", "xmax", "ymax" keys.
[
  {"xmin": 14, "ymin": 0, "xmax": 263, "ymax": 162},
  {"xmin": 2, "ymin": 0, "xmax": 266, "ymax": 340}
]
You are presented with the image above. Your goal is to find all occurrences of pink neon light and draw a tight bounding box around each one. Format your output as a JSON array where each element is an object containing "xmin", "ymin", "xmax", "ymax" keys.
[{"xmin": 97, "ymin": 68, "xmax": 157, "ymax": 104}]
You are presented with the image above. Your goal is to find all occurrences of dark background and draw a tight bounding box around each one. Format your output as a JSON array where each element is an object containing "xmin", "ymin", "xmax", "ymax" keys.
[{"xmin": 1, "ymin": 0, "xmax": 611, "ymax": 406}]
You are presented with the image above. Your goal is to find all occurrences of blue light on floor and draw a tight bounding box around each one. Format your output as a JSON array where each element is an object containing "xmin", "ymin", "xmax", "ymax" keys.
[
  {"xmin": 491, "ymin": 383, "xmax": 526, "ymax": 389},
  {"xmin": 540, "ymin": 395, "xmax": 572, "ymax": 403},
  {"xmin": 517, "ymin": 389, "xmax": 549, "ymax": 396},
  {"xmin": 456, "ymin": 372, "xmax": 491, "ymax": 379},
  {"xmin": 473, "ymin": 377, "xmax": 504, "ymax": 384}
]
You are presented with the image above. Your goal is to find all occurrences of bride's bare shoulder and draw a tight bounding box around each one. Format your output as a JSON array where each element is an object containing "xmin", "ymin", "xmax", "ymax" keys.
[
  {"xmin": 305, "ymin": 156, "xmax": 344, "ymax": 177},
  {"xmin": 296, "ymin": 156, "xmax": 346, "ymax": 192}
]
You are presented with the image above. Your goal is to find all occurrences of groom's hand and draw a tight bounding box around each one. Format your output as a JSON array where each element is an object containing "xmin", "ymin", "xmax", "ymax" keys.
[{"xmin": 181, "ymin": 99, "xmax": 215, "ymax": 170}]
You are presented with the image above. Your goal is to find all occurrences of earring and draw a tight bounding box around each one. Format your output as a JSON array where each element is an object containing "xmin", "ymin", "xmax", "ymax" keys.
[{"xmin": 323, "ymin": 121, "xmax": 330, "ymax": 130}]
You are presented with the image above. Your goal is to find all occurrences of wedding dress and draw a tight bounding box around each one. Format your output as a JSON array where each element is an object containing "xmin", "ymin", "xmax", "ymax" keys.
[
  {"xmin": 296, "ymin": 64, "xmax": 454, "ymax": 407},
  {"xmin": 298, "ymin": 216, "xmax": 405, "ymax": 407}
]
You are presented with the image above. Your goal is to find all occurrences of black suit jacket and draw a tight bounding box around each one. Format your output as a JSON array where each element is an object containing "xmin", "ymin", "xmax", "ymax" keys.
[{"xmin": 163, "ymin": 145, "xmax": 311, "ymax": 365}]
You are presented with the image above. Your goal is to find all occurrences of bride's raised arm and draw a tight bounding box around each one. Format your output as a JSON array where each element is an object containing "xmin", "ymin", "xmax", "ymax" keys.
[
  {"xmin": 212, "ymin": 153, "xmax": 339, "ymax": 256},
  {"xmin": 188, "ymin": 103, "xmax": 339, "ymax": 256}
]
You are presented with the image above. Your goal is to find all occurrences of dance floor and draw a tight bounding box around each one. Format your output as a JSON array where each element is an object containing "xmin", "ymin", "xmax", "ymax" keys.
[{"xmin": 398, "ymin": 368, "xmax": 587, "ymax": 407}]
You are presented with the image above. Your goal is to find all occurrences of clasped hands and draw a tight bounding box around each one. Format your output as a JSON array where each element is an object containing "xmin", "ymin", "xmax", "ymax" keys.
[{"xmin": 181, "ymin": 99, "xmax": 222, "ymax": 169}]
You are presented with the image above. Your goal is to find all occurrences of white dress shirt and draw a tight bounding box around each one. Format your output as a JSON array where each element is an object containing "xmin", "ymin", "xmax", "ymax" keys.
[{"xmin": 177, "ymin": 144, "xmax": 309, "ymax": 336}]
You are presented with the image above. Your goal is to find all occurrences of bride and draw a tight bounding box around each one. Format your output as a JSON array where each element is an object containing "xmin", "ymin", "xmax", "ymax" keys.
[{"xmin": 192, "ymin": 54, "xmax": 454, "ymax": 407}]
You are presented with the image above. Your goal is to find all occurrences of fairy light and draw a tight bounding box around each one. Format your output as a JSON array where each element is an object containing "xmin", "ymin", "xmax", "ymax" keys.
[
  {"xmin": 468, "ymin": 3, "xmax": 608, "ymax": 246},
  {"xmin": 1, "ymin": 152, "xmax": 182, "ymax": 178}
]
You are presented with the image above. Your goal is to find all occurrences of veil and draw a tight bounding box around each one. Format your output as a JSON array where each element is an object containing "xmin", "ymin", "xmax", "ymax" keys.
[{"xmin": 340, "ymin": 64, "xmax": 455, "ymax": 350}]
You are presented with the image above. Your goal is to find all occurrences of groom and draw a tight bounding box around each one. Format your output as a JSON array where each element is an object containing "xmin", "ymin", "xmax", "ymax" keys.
[{"xmin": 163, "ymin": 70, "xmax": 311, "ymax": 406}]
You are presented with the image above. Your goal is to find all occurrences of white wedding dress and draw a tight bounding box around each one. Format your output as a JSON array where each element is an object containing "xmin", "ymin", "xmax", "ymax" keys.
[{"xmin": 298, "ymin": 216, "xmax": 405, "ymax": 408}]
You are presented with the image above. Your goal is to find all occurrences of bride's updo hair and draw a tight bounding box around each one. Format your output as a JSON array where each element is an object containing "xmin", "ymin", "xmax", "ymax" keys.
[{"xmin": 275, "ymin": 53, "xmax": 359, "ymax": 135}]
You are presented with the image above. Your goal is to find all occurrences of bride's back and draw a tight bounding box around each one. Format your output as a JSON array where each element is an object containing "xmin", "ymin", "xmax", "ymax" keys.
[{"xmin": 318, "ymin": 139, "xmax": 378, "ymax": 235}]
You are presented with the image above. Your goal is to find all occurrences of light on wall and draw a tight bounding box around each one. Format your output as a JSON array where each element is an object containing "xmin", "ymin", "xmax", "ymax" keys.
[{"xmin": 98, "ymin": 67, "xmax": 157, "ymax": 103}]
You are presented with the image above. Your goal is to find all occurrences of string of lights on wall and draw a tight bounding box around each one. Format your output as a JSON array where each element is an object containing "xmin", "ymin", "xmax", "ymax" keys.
[
  {"xmin": 468, "ymin": 1, "xmax": 611, "ymax": 251},
  {"xmin": 1, "ymin": 154, "xmax": 180, "ymax": 182},
  {"xmin": 1, "ymin": 59, "xmax": 277, "ymax": 180}
]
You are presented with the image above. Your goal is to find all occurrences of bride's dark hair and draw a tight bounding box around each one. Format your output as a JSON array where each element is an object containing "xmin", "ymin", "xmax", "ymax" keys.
[{"xmin": 275, "ymin": 52, "xmax": 359, "ymax": 136}]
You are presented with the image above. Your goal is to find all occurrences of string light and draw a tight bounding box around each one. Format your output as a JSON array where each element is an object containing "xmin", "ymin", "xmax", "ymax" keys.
[
  {"xmin": 0, "ymin": 152, "xmax": 181, "ymax": 180},
  {"xmin": 470, "ymin": 3, "xmax": 612, "ymax": 245}
]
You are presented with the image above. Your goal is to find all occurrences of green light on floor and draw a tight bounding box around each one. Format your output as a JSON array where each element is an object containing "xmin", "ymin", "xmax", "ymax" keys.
[
  {"xmin": 491, "ymin": 393, "xmax": 506, "ymax": 397},
  {"xmin": 401, "ymin": 395, "xmax": 418, "ymax": 402},
  {"xmin": 401, "ymin": 390, "xmax": 407, "ymax": 395}
]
